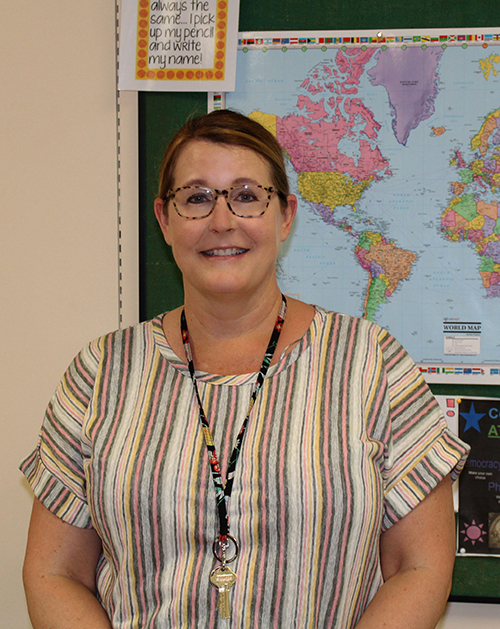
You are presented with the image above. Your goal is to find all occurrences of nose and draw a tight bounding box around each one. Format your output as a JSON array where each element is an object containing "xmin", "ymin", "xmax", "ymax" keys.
[{"xmin": 208, "ymin": 193, "xmax": 237, "ymax": 232}]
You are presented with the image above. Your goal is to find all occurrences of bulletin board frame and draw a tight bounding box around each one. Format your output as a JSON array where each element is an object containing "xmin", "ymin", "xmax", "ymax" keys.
[{"xmin": 137, "ymin": 0, "xmax": 500, "ymax": 604}]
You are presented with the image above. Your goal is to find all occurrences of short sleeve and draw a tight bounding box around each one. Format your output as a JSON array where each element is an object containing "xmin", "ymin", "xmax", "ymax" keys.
[
  {"xmin": 378, "ymin": 329, "xmax": 470, "ymax": 530},
  {"xmin": 20, "ymin": 339, "xmax": 102, "ymax": 528}
]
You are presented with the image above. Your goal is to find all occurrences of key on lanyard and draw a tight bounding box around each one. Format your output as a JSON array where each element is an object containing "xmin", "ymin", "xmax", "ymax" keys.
[{"xmin": 210, "ymin": 565, "xmax": 237, "ymax": 619}]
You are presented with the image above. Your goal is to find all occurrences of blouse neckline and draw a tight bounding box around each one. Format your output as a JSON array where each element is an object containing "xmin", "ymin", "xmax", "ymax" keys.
[{"xmin": 151, "ymin": 306, "xmax": 326, "ymax": 386}]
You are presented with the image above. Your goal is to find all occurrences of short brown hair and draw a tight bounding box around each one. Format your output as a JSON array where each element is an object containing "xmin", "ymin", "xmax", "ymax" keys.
[{"xmin": 157, "ymin": 109, "xmax": 290, "ymax": 208}]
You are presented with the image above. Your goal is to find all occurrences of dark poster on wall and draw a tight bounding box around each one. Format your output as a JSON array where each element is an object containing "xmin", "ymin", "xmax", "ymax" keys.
[{"xmin": 458, "ymin": 398, "xmax": 500, "ymax": 555}]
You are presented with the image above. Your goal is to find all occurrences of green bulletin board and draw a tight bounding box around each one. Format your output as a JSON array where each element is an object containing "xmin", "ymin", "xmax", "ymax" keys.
[{"xmin": 138, "ymin": 0, "xmax": 500, "ymax": 602}]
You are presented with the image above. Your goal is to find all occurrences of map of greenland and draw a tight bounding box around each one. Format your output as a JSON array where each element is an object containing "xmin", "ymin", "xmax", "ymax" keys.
[
  {"xmin": 368, "ymin": 47, "xmax": 443, "ymax": 146},
  {"xmin": 251, "ymin": 47, "xmax": 442, "ymax": 319}
]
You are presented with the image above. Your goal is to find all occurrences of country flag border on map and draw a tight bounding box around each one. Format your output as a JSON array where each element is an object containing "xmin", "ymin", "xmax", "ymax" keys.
[
  {"xmin": 417, "ymin": 365, "xmax": 500, "ymax": 384},
  {"xmin": 238, "ymin": 29, "xmax": 500, "ymax": 49}
]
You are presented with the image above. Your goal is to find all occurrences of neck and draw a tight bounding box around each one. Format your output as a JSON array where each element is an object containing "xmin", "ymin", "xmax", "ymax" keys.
[
  {"xmin": 182, "ymin": 284, "xmax": 284, "ymax": 342},
  {"xmin": 180, "ymin": 285, "xmax": 284, "ymax": 374},
  {"xmin": 161, "ymin": 286, "xmax": 315, "ymax": 375}
]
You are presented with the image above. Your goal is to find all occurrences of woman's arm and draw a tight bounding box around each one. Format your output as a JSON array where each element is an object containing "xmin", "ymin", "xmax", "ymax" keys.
[
  {"xmin": 23, "ymin": 498, "xmax": 112, "ymax": 629},
  {"xmin": 355, "ymin": 474, "xmax": 456, "ymax": 629}
]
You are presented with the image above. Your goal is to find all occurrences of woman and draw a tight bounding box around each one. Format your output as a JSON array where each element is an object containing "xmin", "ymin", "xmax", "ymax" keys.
[{"xmin": 21, "ymin": 110, "xmax": 469, "ymax": 628}]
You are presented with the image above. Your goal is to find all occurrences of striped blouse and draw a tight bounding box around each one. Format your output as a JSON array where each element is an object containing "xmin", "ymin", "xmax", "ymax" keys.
[{"xmin": 21, "ymin": 307, "xmax": 469, "ymax": 628}]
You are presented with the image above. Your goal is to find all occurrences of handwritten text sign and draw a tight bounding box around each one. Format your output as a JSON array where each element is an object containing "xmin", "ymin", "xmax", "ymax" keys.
[{"xmin": 119, "ymin": 0, "xmax": 239, "ymax": 91}]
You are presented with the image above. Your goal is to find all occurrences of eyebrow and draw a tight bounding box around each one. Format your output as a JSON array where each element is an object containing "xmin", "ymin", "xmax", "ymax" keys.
[{"xmin": 178, "ymin": 177, "xmax": 264, "ymax": 188}]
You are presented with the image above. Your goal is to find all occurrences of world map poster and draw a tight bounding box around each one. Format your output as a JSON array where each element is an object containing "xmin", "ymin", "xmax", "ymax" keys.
[{"xmin": 215, "ymin": 29, "xmax": 500, "ymax": 382}]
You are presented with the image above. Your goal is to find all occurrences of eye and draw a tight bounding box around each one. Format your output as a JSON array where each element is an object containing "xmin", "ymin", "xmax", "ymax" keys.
[
  {"xmin": 231, "ymin": 186, "xmax": 260, "ymax": 203},
  {"xmin": 185, "ymin": 189, "xmax": 213, "ymax": 205}
]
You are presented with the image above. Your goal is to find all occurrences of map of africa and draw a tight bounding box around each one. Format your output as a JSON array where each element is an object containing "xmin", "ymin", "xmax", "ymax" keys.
[{"xmin": 224, "ymin": 40, "xmax": 500, "ymax": 366}]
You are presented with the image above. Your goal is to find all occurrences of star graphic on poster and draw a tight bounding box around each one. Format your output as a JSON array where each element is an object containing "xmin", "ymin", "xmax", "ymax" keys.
[{"xmin": 460, "ymin": 402, "xmax": 485, "ymax": 433}]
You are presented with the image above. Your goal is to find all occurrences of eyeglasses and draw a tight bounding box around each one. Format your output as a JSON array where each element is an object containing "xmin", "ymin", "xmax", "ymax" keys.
[{"xmin": 164, "ymin": 184, "xmax": 283, "ymax": 219}]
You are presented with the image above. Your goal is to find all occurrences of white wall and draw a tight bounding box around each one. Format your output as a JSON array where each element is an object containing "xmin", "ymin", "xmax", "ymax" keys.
[
  {"xmin": 438, "ymin": 602, "xmax": 499, "ymax": 628},
  {"xmin": 0, "ymin": 1, "xmax": 124, "ymax": 626},
  {"xmin": 0, "ymin": 1, "xmax": 497, "ymax": 627}
]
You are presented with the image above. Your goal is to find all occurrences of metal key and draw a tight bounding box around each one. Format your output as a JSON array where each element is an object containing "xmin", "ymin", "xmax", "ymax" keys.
[{"xmin": 210, "ymin": 565, "xmax": 237, "ymax": 619}]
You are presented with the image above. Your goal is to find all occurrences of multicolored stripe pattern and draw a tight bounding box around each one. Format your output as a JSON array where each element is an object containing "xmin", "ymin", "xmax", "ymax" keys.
[{"xmin": 21, "ymin": 308, "xmax": 469, "ymax": 628}]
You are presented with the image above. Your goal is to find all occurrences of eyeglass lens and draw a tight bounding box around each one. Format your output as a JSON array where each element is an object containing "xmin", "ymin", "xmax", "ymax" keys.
[{"xmin": 173, "ymin": 185, "xmax": 272, "ymax": 218}]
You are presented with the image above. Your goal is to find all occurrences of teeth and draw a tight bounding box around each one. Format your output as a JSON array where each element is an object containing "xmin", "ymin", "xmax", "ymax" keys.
[{"xmin": 204, "ymin": 248, "xmax": 245, "ymax": 256}]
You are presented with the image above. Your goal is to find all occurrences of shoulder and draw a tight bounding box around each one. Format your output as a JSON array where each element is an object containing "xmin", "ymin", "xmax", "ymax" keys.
[
  {"xmin": 313, "ymin": 305, "xmax": 386, "ymax": 344},
  {"xmin": 70, "ymin": 316, "xmax": 165, "ymax": 378},
  {"xmin": 311, "ymin": 307, "xmax": 418, "ymax": 377},
  {"xmin": 89, "ymin": 315, "xmax": 163, "ymax": 348},
  {"xmin": 314, "ymin": 304, "xmax": 377, "ymax": 328}
]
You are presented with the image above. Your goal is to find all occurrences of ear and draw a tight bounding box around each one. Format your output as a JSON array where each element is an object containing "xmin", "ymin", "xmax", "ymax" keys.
[
  {"xmin": 280, "ymin": 194, "xmax": 298, "ymax": 242},
  {"xmin": 154, "ymin": 197, "xmax": 172, "ymax": 245}
]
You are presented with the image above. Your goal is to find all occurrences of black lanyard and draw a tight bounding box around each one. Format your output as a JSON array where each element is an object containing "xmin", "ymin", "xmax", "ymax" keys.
[{"xmin": 180, "ymin": 295, "xmax": 287, "ymax": 546}]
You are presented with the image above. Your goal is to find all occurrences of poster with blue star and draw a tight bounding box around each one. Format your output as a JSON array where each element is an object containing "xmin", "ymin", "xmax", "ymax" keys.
[{"xmin": 457, "ymin": 398, "xmax": 500, "ymax": 556}]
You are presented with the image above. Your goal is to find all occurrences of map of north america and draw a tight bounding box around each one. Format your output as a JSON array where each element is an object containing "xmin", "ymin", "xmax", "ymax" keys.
[{"xmin": 250, "ymin": 47, "xmax": 443, "ymax": 320}]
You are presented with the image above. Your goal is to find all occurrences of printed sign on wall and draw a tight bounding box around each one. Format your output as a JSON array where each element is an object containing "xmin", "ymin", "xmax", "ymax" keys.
[
  {"xmin": 119, "ymin": 0, "xmax": 239, "ymax": 91},
  {"xmin": 457, "ymin": 397, "xmax": 500, "ymax": 555}
]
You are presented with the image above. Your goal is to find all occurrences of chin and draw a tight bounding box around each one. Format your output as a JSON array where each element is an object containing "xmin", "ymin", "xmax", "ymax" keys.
[
  {"xmin": 184, "ymin": 268, "xmax": 275, "ymax": 300},
  {"xmin": 198, "ymin": 279, "xmax": 262, "ymax": 298},
  {"xmin": 206, "ymin": 284, "xmax": 250, "ymax": 296}
]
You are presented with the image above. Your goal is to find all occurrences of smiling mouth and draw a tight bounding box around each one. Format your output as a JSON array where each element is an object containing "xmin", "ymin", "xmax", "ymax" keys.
[{"xmin": 202, "ymin": 248, "xmax": 248, "ymax": 257}]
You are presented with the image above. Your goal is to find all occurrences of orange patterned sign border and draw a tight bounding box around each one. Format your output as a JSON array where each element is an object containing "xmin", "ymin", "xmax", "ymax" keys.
[{"xmin": 135, "ymin": 0, "xmax": 228, "ymax": 81}]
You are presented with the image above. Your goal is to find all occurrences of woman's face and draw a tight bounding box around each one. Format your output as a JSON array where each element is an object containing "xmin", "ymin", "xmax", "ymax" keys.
[{"xmin": 154, "ymin": 140, "xmax": 296, "ymax": 301}]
